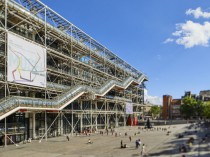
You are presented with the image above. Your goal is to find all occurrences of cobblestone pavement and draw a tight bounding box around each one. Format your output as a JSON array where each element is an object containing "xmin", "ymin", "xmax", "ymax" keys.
[{"xmin": 0, "ymin": 123, "xmax": 209, "ymax": 157}]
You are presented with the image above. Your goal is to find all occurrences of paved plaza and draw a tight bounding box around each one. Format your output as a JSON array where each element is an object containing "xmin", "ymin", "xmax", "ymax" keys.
[{"xmin": 0, "ymin": 123, "xmax": 209, "ymax": 157}]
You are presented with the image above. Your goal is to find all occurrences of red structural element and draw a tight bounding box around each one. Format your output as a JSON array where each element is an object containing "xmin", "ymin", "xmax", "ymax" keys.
[
  {"xmin": 133, "ymin": 117, "xmax": 138, "ymax": 125},
  {"xmin": 46, "ymin": 110, "xmax": 58, "ymax": 113},
  {"xmin": 19, "ymin": 109, "xmax": 27, "ymax": 112},
  {"xmin": 127, "ymin": 116, "xmax": 138, "ymax": 126},
  {"xmin": 127, "ymin": 116, "xmax": 132, "ymax": 126}
]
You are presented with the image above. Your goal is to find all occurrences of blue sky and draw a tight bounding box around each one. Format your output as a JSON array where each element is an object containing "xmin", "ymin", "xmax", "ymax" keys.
[{"xmin": 41, "ymin": 0, "xmax": 210, "ymax": 103}]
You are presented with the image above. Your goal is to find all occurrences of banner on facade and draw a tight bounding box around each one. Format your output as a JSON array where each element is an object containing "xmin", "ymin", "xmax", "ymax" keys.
[
  {"xmin": 7, "ymin": 32, "xmax": 46, "ymax": 87},
  {"xmin": 126, "ymin": 103, "xmax": 133, "ymax": 114}
]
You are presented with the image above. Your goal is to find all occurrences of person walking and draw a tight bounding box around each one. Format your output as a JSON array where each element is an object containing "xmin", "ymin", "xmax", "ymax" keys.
[
  {"xmin": 121, "ymin": 140, "xmax": 123, "ymax": 148},
  {"xmin": 141, "ymin": 144, "xmax": 145, "ymax": 156},
  {"xmin": 138, "ymin": 139, "xmax": 141, "ymax": 147},
  {"xmin": 129, "ymin": 136, "xmax": 132, "ymax": 142},
  {"xmin": 136, "ymin": 139, "xmax": 141, "ymax": 148},
  {"xmin": 66, "ymin": 135, "xmax": 70, "ymax": 141}
]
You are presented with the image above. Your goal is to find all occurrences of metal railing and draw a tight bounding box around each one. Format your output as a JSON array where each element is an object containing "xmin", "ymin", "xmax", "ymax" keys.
[{"xmin": 0, "ymin": 74, "xmax": 147, "ymax": 118}]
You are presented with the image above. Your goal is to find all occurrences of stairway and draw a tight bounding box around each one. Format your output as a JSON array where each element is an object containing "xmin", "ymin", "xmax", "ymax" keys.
[{"xmin": 0, "ymin": 74, "xmax": 147, "ymax": 120}]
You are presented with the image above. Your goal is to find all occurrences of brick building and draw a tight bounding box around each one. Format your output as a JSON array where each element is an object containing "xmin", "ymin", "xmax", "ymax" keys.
[
  {"xmin": 163, "ymin": 90, "xmax": 210, "ymax": 120},
  {"xmin": 162, "ymin": 95, "xmax": 172, "ymax": 120}
]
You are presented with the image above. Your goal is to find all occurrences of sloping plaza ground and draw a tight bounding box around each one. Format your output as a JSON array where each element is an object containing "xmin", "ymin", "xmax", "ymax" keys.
[{"xmin": 0, "ymin": 123, "xmax": 209, "ymax": 157}]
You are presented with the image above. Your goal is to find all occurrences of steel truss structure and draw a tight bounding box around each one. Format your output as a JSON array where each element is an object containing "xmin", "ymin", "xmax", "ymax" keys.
[{"xmin": 0, "ymin": 0, "xmax": 148, "ymax": 146}]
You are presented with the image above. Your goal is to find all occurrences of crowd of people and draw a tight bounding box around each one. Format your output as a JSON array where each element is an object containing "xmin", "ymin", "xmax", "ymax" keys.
[{"xmin": 68, "ymin": 126, "xmax": 149, "ymax": 156}]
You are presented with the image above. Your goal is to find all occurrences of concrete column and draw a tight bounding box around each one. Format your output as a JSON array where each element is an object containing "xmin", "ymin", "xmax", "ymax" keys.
[
  {"xmin": 90, "ymin": 101, "xmax": 93, "ymax": 132},
  {"xmin": 32, "ymin": 112, "xmax": 36, "ymax": 139},
  {"xmin": 95, "ymin": 102, "xmax": 98, "ymax": 130},
  {"xmin": 106, "ymin": 102, "xmax": 110, "ymax": 128},
  {"xmin": 4, "ymin": 117, "xmax": 6, "ymax": 147},
  {"xmin": 71, "ymin": 109, "xmax": 74, "ymax": 136},
  {"xmin": 80, "ymin": 114, "xmax": 83, "ymax": 133},
  {"xmin": 60, "ymin": 113, "xmax": 63, "ymax": 135},
  {"xmin": 115, "ymin": 103, "xmax": 118, "ymax": 128},
  {"xmin": 104, "ymin": 102, "xmax": 107, "ymax": 129},
  {"xmin": 29, "ymin": 113, "xmax": 33, "ymax": 138},
  {"xmin": 58, "ymin": 113, "xmax": 61, "ymax": 136},
  {"xmin": 115, "ymin": 115, "xmax": 118, "ymax": 128},
  {"xmin": 107, "ymin": 115, "xmax": 110, "ymax": 128},
  {"xmin": 95, "ymin": 116, "xmax": 98, "ymax": 130},
  {"xmin": 80, "ymin": 101, "xmax": 83, "ymax": 133},
  {"xmin": 29, "ymin": 113, "xmax": 33, "ymax": 139},
  {"xmin": 123, "ymin": 114, "xmax": 126, "ymax": 128},
  {"xmin": 45, "ymin": 111, "xmax": 47, "ymax": 141}
]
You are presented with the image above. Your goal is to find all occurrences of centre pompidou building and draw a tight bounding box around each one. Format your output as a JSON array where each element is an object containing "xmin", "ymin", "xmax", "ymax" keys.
[{"xmin": 0, "ymin": 0, "xmax": 148, "ymax": 145}]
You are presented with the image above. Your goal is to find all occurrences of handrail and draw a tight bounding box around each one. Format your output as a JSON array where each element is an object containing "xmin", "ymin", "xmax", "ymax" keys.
[{"xmin": 0, "ymin": 74, "xmax": 147, "ymax": 119}]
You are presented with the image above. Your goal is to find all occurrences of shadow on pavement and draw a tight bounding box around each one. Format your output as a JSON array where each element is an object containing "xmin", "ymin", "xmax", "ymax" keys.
[{"xmin": 148, "ymin": 121, "xmax": 210, "ymax": 157}]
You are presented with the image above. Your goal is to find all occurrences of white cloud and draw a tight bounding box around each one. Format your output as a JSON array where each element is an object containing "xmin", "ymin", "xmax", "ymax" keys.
[
  {"xmin": 165, "ymin": 7, "xmax": 210, "ymax": 48},
  {"xmin": 172, "ymin": 20, "xmax": 210, "ymax": 48},
  {"xmin": 144, "ymin": 89, "xmax": 162, "ymax": 105},
  {"xmin": 163, "ymin": 38, "xmax": 174, "ymax": 43},
  {"xmin": 172, "ymin": 30, "xmax": 182, "ymax": 36},
  {"xmin": 146, "ymin": 96, "xmax": 162, "ymax": 105},
  {"xmin": 186, "ymin": 7, "xmax": 210, "ymax": 19}
]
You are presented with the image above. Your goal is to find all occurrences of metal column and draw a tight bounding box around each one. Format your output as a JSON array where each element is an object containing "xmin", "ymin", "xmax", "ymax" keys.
[
  {"xmin": 80, "ymin": 101, "xmax": 83, "ymax": 133},
  {"xmin": 4, "ymin": 117, "xmax": 6, "ymax": 147},
  {"xmin": 71, "ymin": 104, "xmax": 74, "ymax": 136},
  {"xmin": 45, "ymin": 111, "xmax": 47, "ymax": 141},
  {"xmin": 4, "ymin": 0, "xmax": 7, "ymax": 148},
  {"xmin": 32, "ymin": 113, "xmax": 36, "ymax": 139},
  {"xmin": 115, "ymin": 103, "xmax": 118, "ymax": 128},
  {"xmin": 104, "ymin": 101, "xmax": 107, "ymax": 129},
  {"xmin": 95, "ymin": 102, "xmax": 98, "ymax": 130},
  {"xmin": 90, "ymin": 100, "xmax": 93, "ymax": 132}
]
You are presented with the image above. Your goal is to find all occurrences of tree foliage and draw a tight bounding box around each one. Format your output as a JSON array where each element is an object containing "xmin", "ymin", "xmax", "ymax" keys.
[
  {"xmin": 195, "ymin": 100, "xmax": 204, "ymax": 117},
  {"xmin": 150, "ymin": 106, "xmax": 161, "ymax": 118},
  {"xmin": 180, "ymin": 96, "xmax": 197, "ymax": 119},
  {"xmin": 202, "ymin": 101, "xmax": 210, "ymax": 118},
  {"xmin": 180, "ymin": 96, "xmax": 210, "ymax": 119}
]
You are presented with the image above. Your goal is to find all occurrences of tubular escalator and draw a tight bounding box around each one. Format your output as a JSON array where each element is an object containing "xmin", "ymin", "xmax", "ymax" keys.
[{"xmin": 0, "ymin": 74, "xmax": 147, "ymax": 120}]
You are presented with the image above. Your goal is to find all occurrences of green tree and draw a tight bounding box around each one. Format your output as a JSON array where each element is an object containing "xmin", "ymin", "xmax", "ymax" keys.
[
  {"xmin": 195, "ymin": 100, "xmax": 204, "ymax": 118},
  {"xmin": 150, "ymin": 106, "xmax": 161, "ymax": 118},
  {"xmin": 180, "ymin": 96, "xmax": 197, "ymax": 119},
  {"xmin": 202, "ymin": 101, "xmax": 210, "ymax": 119}
]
